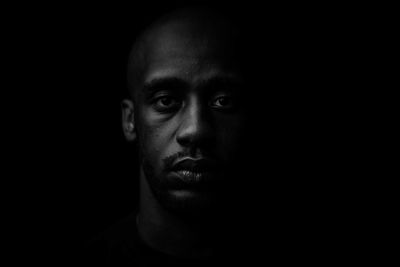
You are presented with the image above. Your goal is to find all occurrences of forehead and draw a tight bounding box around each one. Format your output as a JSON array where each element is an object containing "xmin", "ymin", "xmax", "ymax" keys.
[{"xmin": 142, "ymin": 20, "xmax": 241, "ymax": 84}]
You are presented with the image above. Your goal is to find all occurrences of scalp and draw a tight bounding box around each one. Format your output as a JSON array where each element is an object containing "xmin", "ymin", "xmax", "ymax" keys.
[{"xmin": 126, "ymin": 6, "xmax": 243, "ymax": 100}]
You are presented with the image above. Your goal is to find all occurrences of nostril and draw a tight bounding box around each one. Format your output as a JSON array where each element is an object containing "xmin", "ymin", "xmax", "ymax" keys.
[{"xmin": 176, "ymin": 125, "xmax": 199, "ymax": 146}]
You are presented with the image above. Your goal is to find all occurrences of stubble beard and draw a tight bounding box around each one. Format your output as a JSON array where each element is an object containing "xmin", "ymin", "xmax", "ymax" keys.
[{"xmin": 141, "ymin": 156, "xmax": 220, "ymax": 218}]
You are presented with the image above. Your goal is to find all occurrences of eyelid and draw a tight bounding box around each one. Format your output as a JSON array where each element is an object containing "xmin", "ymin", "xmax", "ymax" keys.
[
  {"xmin": 152, "ymin": 93, "xmax": 170, "ymax": 101},
  {"xmin": 214, "ymin": 95, "xmax": 231, "ymax": 100},
  {"xmin": 153, "ymin": 95, "xmax": 179, "ymax": 105},
  {"xmin": 212, "ymin": 93, "xmax": 234, "ymax": 102},
  {"xmin": 147, "ymin": 90, "xmax": 175, "ymax": 103}
]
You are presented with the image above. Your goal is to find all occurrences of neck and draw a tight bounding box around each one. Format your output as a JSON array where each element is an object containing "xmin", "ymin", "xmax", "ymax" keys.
[{"xmin": 136, "ymin": 168, "xmax": 218, "ymax": 259}]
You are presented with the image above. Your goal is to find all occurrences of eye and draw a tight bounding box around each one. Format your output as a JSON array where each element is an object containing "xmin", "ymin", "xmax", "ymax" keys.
[
  {"xmin": 211, "ymin": 96, "xmax": 235, "ymax": 109},
  {"xmin": 153, "ymin": 96, "xmax": 181, "ymax": 112}
]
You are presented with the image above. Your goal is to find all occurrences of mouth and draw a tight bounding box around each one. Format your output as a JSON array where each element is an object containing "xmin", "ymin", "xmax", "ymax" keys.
[
  {"xmin": 173, "ymin": 170, "xmax": 214, "ymax": 182},
  {"xmin": 167, "ymin": 158, "xmax": 220, "ymax": 188},
  {"xmin": 168, "ymin": 171, "xmax": 218, "ymax": 191}
]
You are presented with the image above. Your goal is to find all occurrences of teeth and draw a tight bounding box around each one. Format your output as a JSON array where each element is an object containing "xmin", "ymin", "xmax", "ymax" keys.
[
  {"xmin": 177, "ymin": 170, "xmax": 203, "ymax": 175},
  {"xmin": 178, "ymin": 170, "xmax": 202, "ymax": 175},
  {"xmin": 176, "ymin": 170, "xmax": 205, "ymax": 181}
]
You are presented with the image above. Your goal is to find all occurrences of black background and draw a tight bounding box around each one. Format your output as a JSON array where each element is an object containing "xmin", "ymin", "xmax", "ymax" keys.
[{"xmin": 5, "ymin": 1, "xmax": 386, "ymax": 263}]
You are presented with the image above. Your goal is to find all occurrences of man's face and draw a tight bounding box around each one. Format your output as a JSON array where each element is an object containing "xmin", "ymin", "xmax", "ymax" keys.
[{"xmin": 132, "ymin": 21, "xmax": 246, "ymax": 213}]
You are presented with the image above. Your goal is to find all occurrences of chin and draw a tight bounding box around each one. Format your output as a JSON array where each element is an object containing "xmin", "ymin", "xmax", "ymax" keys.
[{"xmin": 161, "ymin": 189, "xmax": 218, "ymax": 215}]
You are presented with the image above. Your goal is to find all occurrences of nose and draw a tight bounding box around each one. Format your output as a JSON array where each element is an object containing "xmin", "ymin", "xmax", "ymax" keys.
[{"xmin": 176, "ymin": 99, "xmax": 214, "ymax": 148}]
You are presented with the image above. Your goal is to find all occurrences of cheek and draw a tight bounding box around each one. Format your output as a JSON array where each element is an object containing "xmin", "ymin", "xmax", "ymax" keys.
[
  {"xmin": 138, "ymin": 114, "xmax": 177, "ymax": 165},
  {"xmin": 141, "ymin": 125, "xmax": 164, "ymax": 156}
]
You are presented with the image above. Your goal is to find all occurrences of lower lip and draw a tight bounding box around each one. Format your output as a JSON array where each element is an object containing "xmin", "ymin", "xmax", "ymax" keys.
[{"xmin": 170, "ymin": 170, "xmax": 216, "ymax": 184}]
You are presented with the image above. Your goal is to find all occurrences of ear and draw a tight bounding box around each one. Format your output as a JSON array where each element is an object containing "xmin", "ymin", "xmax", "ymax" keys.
[{"xmin": 121, "ymin": 99, "xmax": 137, "ymax": 142}]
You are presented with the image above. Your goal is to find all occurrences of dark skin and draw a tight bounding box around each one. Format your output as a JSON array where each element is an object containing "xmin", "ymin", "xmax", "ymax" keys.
[{"xmin": 122, "ymin": 12, "xmax": 247, "ymax": 259}]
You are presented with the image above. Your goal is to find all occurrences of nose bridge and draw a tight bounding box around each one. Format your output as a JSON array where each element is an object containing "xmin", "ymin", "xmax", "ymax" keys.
[{"xmin": 176, "ymin": 96, "xmax": 212, "ymax": 146}]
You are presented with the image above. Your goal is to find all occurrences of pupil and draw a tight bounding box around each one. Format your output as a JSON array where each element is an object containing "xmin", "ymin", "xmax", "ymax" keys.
[{"xmin": 161, "ymin": 98, "xmax": 171, "ymax": 105}]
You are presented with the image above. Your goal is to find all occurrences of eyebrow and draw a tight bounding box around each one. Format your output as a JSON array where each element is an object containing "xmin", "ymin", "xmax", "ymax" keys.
[
  {"xmin": 142, "ymin": 77, "xmax": 189, "ymax": 94},
  {"xmin": 142, "ymin": 75, "xmax": 244, "ymax": 95}
]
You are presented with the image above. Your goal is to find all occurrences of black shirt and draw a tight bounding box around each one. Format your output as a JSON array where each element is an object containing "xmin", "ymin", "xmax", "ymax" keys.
[{"xmin": 82, "ymin": 212, "xmax": 238, "ymax": 266}]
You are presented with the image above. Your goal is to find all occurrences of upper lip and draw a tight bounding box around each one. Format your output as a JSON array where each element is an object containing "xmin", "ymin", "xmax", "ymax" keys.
[{"xmin": 170, "ymin": 158, "xmax": 218, "ymax": 173}]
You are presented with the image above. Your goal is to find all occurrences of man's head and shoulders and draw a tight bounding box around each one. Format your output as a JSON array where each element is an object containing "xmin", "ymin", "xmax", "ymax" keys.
[
  {"xmin": 81, "ymin": 4, "xmax": 366, "ymax": 264},
  {"xmin": 83, "ymin": 5, "xmax": 253, "ymax": 265}
]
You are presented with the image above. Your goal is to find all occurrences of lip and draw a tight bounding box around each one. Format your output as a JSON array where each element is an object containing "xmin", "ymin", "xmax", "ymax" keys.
[
  {"xmin": 174, "ymin": 170, "xmax": 214, "ymax": 182},
  {"xmin": 168, "ymin": 170, "xmax": 217, "ymax": 190},
  {"xmin": 170, "ymin": 158, "xmax": 218, "ymax": 173},
  {"xmin": 167, "ymin": 158, "xmax": 220, "ymax": 189}
]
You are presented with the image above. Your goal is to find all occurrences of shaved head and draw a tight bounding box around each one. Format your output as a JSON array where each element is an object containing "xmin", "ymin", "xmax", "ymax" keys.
[{"xmin": 127, "ymin": 6, "xmax": 244, "ymax": 100}]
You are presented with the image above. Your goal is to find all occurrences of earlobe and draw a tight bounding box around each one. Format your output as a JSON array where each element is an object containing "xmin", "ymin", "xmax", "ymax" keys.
[{"xmin": 121, "ymin": 99, "xmax": 137, "ymax": 142}]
